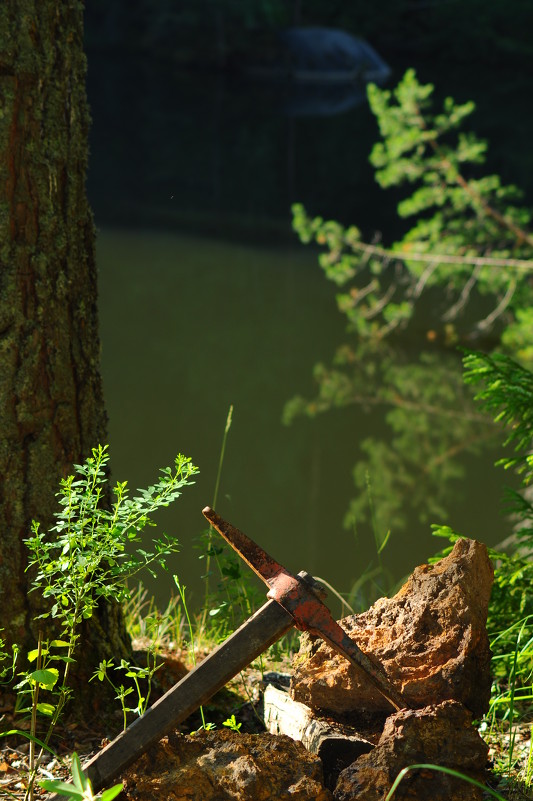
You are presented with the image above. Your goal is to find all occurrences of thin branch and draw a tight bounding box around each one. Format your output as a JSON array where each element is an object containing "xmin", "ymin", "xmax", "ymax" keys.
[
  {"xmin": 363, "ymin": 282, "xmax": 398, "ymax": 319},
  {"xmin": 430, "ymin": 146, "xmax": 533, "ymax": 249},
  {"xmin": 424, "ymin": 430, "xmax": 497, "ymax": 471},
  {"xmin": 442, "ymin": 263, "xmax": 483, "ymax": 321},
  {"xmin": 413, "ymin": 96, "xmax": 533, "ymax": 249},
  {"xmin": 410, "ymin": 258, "xmax": 441, "ymax": 299},
  {"xmin": 476, "ymin": 278, "xmax": 518, "ymax": 332},
  {"xmin": 377, "ymin": 312, "xmax": 411, "ymax": 338},
  {"xmin": 348, "ymin": 278, "xmax": 379, "ymax": 305},
  {"xmin": 318, "ymin": 388, "xmax": 491, "ymax": 423},
  {"xmin": 348, "ymin": 239, "xmax": 533, "ymax": 271}
]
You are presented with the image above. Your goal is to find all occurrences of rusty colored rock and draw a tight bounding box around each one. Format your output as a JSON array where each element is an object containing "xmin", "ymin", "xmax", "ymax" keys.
[
  {"xmin": 122, "ymin": 729, "xmax": 334, "ymax": 801},
  {"xmin": 291, "ymin": 538, "xmax": 493, "ymax": 718},
  {"xmin": 334, "ymin": 700, "xmax": 489, "ymax": 801}
]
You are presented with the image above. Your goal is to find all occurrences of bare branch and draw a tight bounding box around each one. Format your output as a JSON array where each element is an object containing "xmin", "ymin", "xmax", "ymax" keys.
[
  {"xmin": 410, "ymin": 258, "xmax": 441, "ymax": 299},
  {"xmin": 442, "ymin": 263, "xmax": 483, "ymax": 321},
  {"xmin": 344, "ymin": 278, "xmax": 379, "ymax": 309},
  {"xmin": 363, "ymin": 282, "xmax": 398, "ymax": 319},
  {"xmin": 347, "ymin": 239, "xmax": 533, "ymax": 272},
  {"xmin": 476, "ymin": 278, "xmax": 518, "ymax": 332}
]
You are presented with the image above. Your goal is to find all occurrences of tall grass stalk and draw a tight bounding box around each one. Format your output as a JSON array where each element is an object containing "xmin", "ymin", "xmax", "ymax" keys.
[
  {"xmin": 312, "ymin": 575, "xmax": 356, "ymax": 619},
  {"xmin": 507, "ymin": 633, "xmax": 520, "ymax": 775},
  {"xmin": 200, "ymin": 405, "xmax": 233, "ymax": 633},
  {"xmin": 174, "ymin": 576, "xmax": 208, "ymax": 730},
  {"xmin": 384, "ymin": 763, "xmax": 506, "ymax": 801},
  {"xmin": 347, "ymin": 473, "xmax": 395, "ymax": 612},
  {"xmin": 526, "ymin": 726, "xmax": 533, "ymax": 788}
]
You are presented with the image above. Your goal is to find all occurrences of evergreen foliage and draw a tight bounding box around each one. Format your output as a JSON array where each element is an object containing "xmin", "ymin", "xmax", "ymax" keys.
[
  {"xmin": 292, "ymin": 70, "xmax": 533, "ymax": 353},
  {"xmin": 287, "ymin": 70, "xmax": 533, "ymax": 541},
  {"xmin": 433, "ymin": 351, "xmax": 533, "ymax": 722}
]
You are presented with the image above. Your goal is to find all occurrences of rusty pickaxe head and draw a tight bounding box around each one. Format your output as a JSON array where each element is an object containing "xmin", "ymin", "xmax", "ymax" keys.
[
  {"xmin": 52, "ymin": 507, "xmax": 408, "ymax": 799},
  {"xmin": 202, "ymin": 506, "xmax": 407, "ymax": 711}
]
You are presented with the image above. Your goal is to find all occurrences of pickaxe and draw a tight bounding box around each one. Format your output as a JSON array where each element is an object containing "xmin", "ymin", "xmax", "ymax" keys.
[{"xmin": 52, "ymin": 507, "xmax": 407, "ymax": 796}]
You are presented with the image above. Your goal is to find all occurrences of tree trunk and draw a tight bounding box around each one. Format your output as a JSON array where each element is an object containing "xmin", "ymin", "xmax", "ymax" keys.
[{"xmin": 0, "ymin": 2, "xmax": 130, "ymax": 671}]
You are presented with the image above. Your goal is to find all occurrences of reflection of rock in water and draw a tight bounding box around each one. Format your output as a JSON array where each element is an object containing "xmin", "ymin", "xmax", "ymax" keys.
[
  {"xmin": 278, "ymin": 28, "xmax": 391, "ymax": 83},
  {"xmin": 249, "ymin": 27, "xmax": 391, "ymax": 117},
  {"xmin": 281, "ymin": 81, "xmax": 368, "ymax": 117}
]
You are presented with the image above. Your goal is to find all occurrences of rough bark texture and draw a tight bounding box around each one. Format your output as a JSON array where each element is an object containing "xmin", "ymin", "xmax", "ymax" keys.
[
  {"xmin": 291, "ymin": 539, "xmax": 494, "ymax": 719},
  {"xmin": 0, "ymin": 3, "xmax": 129, "ymax": 668}
]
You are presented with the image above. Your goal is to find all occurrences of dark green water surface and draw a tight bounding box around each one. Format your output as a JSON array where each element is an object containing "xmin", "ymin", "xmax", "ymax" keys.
[
  {"xmin": 91, "ymin": 55, "xmax": 530, "ymax": 613},
  {"xmin": 97, "ymin": 229, "xmax": 509, "ymax": 613}
]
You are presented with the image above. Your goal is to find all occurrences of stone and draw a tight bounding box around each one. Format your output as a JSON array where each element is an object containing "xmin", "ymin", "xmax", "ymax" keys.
[
  {"xmin": 264, "ymin": 683, "xmax": 374, "ymax": 788},
  {"xmin": 334, "ymin": 700, "xmax": 489, "ymax": 801},
  {"xmin": 291, "ymin": 538, "xmax": 493, "ymax": 718},
  {"xmin": 122, "ymin": 729, "xmax": 334, "ymax": 801}
]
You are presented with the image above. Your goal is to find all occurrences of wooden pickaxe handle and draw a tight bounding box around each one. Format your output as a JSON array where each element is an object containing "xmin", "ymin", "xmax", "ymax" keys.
[
  {"xmin": 53, "ymin": 599, "xmax": 293, "ymax": 796},
  {"xmin": 49, "ymin": 509, "xmax": 407, "ymax": 797}
]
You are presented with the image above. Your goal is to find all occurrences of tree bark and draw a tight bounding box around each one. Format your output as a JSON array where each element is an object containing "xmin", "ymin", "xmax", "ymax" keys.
[{"xmin": 0, "ymin": 2, "xmax": 130, "ymax": 669}]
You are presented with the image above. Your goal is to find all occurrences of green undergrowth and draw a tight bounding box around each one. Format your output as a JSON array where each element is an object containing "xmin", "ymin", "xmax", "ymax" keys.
[
  {"xmin": 0, "ymin": 446, "xmax": 199, "ymax": 801},
  {"xmin": 425, "ymin": 351, "xmax": 533, "ymax": 798},
  {"xmin": 1, "ymin": 358, "xmax": 533, "ymax": 800},
  {"xmin": 117, "ymin": 352, "xmax": 533, "ymax": 799}
]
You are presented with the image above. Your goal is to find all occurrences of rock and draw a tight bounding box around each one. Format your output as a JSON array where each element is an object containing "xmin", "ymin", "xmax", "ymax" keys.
[
  {"xmin": 264, "ymin": 683, "xmax": 374, "ymax": 788},
  {"xmin": 334, "ymin": 700, "xmax": 489, "ymax": 801},
  {"xmin": 291, "ymin": 538, "xmax": 493, "ymax": 718},
  {"xmin": 122, "ymin": 729, "xmax": 334, "ymax": 801}
]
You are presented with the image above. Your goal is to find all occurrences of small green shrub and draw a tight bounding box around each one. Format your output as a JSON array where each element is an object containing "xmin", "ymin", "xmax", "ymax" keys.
[
  {"xmin": 292, "ymin": 69, "xmax": 533, "ymax": 347},
  {"xmin": 2, "ymin": 445, "xmax": 198, "ymax": 801},
  {"xmin": 39, "ymin": 752, "xmax": 122, "ymax": 801}
]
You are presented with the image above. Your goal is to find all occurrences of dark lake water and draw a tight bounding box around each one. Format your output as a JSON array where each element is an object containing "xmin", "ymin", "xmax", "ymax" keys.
[{"xmin": 89, "ymin": 52, "xmax": 530, "ymax": 614}]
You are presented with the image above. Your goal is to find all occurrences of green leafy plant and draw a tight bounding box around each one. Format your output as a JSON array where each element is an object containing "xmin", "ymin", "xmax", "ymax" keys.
[
  {"xmin": 2, "ymin": 445, "xmax": 198, "ymax": 801},
  {"xmin": 463, "ymin": 351, "xmax": 533, "ymax": 658},
  {"xmin": 430, "ymin": 351, "xmax": 533, "ymax": 792},
  {"xmin": 23, "ymin": 445, "xmax": 197, "ymax": 735},
  {"xmin": 292, "ymin": 69, "xmax": 533, "ymax": 349},
  {"xmin": 0, "ymin": 629, "xmax": 19, "ymax": 684},
  {"xmin": 286, "ymin": 69, "xmax": 533, "ymax": 557},
  {"xmin": 90, "ymin": 653, "xmax": 162, "ymax": 731},
  {"xmin": 39, "ymin": 752, "xmax": 122, "ymax": 801},
  {"xmin": 222, "ymin": 714, "xmax": 242, "ymax": 733}
]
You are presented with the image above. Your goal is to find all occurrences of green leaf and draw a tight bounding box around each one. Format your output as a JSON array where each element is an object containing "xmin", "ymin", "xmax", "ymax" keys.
[
  {"xmin": 39, "ymin": 780, "xmax": 83, "ymax": 798},
  {"xmin": 0, "ymin": 729, "xmax": 56, "ymax": 754},
  {"xmin": 37, "ymin": 702, "xmax": 56, "ymax": 716},
  {"xmin": 71, "ymin": 752, "xmax": 89, "ymax": 792},
  {"xmin": 100, "ymin": 785, "xmax": 124, "ymax": 801},
  {"xmin": 29, "ymin": 668, "xmax": 59, "ymax": 688}
]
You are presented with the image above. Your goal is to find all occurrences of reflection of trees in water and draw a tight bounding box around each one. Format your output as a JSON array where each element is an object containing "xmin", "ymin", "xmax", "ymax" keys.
[
  {"xmin": 284, "ymin": 340, "xmax": 497, "ymax": 542},
  {"xmin": 286, "ymin": 70, "xmax": 533, "ymax": 554}
]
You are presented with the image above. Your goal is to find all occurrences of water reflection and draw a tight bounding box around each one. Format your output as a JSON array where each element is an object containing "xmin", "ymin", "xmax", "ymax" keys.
[
  {"xmin": 87, "ymin": 53, "xmax": 526, "ymax": 614},
  {"xmin": 284, "ymin": 339, "xmax": 498, "ymax": 549},
  {"xmin": 98, "ymin": 229, "xmax": 508, "ymax": 615}
]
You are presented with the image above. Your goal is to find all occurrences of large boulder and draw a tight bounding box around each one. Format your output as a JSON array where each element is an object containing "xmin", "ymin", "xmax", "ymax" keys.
[
  {"xmin": 291, "ymin": 538, "xmax": 493, "ymax": 718},
  {"xmin": 334, "ymin": 700, "xmax": 489, "ymax": 801},
  {"xmin": 122, "ymin": 729, "xmax": 334, "ymax": 801}
]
